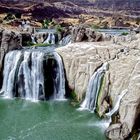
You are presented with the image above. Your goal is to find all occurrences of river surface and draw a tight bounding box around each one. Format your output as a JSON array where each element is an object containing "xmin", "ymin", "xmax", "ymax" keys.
[
  {"xmin": 0, "ymin": 98, "xmax": 106, "ymax": 140},
  {"xmin": 97, "ymin": 28, "xmax": 130, "ymax": 35}
]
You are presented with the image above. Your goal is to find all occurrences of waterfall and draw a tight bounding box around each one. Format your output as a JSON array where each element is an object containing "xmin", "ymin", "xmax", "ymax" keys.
[
  {"xmin": 105, "ymin": 89, "xmax": 128, "ymax": 117},
  {"xmin": 17, "ymin": 51, "xmax": 45, "ymax": 101},
  {"xmin": 0, "ymin": 49, "xmax": 66, "ymax": 101},
  {"xmin": 0, "ymin": 51, "xmax": 22, "ymax": 98},
  {"xmin": 59, "ymin": 35, "xmax": 71, "ymax": 46},
  {"xmin": 79, "ymin": 62, "xmax": 108, "ymax": 112},
  {"xmin": 43, "ymin": 33, "xmax": 55, "ymax": 44},
  {"xmin": 53, "ymin": 52, "xmax": 65, "ymax": 100},
  {"xmin": 18, "ymin": 51, "xmax": 32, "ymax": 99},
  {"xmin": 31, "ymin": 35, "xmax": 37, "ymax": 44},
  {"xmin": 31, "ymin": 52, "xmax": 45, "ymax": 101}
]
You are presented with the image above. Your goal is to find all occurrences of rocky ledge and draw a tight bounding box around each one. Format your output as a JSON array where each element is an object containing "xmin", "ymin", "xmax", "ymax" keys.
[{"xmin": 56, "ymin": 34, "xmax": 140, "ymax": 139}]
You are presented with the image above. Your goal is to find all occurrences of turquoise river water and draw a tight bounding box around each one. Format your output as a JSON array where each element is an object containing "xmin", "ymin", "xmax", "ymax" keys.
[{"xmin": 0, "ymin": 98, "xmax": 107, "ymax": 140}]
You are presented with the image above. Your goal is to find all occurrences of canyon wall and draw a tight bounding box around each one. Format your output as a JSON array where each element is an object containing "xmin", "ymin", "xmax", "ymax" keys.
[{"xmin": 56, "ymin": 34, "xmax": 140, "ymax": 139}]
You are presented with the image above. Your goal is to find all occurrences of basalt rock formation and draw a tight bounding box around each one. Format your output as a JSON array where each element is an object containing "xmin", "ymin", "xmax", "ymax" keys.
[{"xmin": 56, "ymin": 34, "xmax": 140, "ymax": 139}]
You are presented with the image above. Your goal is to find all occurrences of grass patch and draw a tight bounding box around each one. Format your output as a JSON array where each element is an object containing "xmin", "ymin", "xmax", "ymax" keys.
[
  {"xmin": 33, "ymin": 43, "xmax": 50, "ymax": 47},
  {"xmin": 25, "ymin": 41, "xmax": 51, "ymax": 47},
  {"xmin": 121, "ymin": 32, "xmax": 129, "ymax": 36}
]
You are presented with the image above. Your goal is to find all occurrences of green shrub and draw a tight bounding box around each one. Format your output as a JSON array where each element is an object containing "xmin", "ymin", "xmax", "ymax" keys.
[
  {"xmin": 121, "ymin": 32, "xmax": 129, "ymax": 36},
  {"xmin": 70, "ymin": 90, "xmax": 77, "ymax": 100},
  {"xmin": 42, "ymin": 19, "xmax": 51, "ymax": 29},
  {"xmin": 26, "ymin": 41, "xmax": 35, "ymax": 46},
  {"xmin": 33, "ymin": 43, "xmax": 50, "ymax": 47},
  {"xmin": 70, "ymin": 90, "xmax": 81, "ymax": 107},
  {"xmin": 55, "ymin": 24, "xmax": 63, "ymax": 33}
]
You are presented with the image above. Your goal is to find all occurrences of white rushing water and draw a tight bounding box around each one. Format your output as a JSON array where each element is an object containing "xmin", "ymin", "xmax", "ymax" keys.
[
  {"xmin": 79, "ymin": 62, "xmax": 108, "ymax": 112},
  {"xmin": 0, "ymin": 49, "xmax": 66, "ymax": 101},
  {"xmin": 18, "ymin": 51, "xmax": 32, "ymax": 99},
  {"xmin": 0, "ymin": 51, "xmax": 22, "ymax": 98},
  {"xmin": 31, "ymin": 52, "xmax": 45, "ymax": 101},
  {"xmin": 43, "ymin": 33, "xmax": 55, "ymax": 44},
  {"xmin": 53, "ymin": 52, "xmax": 66, "ymax": 100},
  {"xmin": 59, "ymin": 35, "xmax": 72, "ymax": 46},
  {"xmin": 105, "ymin": 89, "xmax": 128, "ymax": 117},
  {"xmin": 31, "ymin": 35, "xmax": 37, "ymax": 44},
  {"xmin": 18, "ymin": 51, "xmax": 45, "ymax": 101}
]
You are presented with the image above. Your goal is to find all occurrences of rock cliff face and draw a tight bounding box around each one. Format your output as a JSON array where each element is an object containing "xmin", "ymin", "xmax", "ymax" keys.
[
  {"xmin": 56, "ymin": 34, "xmax": 140, "ymax": 139},
  {"xmin": 0, "ymin": 29, "xmax": 22, "ymax": 73}
]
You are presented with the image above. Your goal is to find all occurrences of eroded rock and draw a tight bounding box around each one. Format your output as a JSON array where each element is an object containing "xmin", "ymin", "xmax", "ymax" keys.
[
  {"xmin": 56, "ymin": 35, "xmax": 140, "ymax": 139},
  {"xmin": 0, "ymin": 29, "xmax": 22, "ymax": 70},
  {"xmin": 71, "ymin": 25, "xmax": 103, "ymax": 43}
]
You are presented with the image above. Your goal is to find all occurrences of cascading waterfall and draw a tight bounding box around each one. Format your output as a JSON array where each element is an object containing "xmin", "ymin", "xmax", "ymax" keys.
[
  {"xmin": 79, "ymin": 62, "xmax": 108, "ymax": 112},
  {"xmin": 43, "ymin": 33, "xmax": 55, "ymax": 44},
  {"xmin": 105, "ymin": 89, "xmax": 128, "ymax": 117},
  {"xmin": 0, "ymin": 51, "xmax": 22, "ymax": 98},
  {"xmin": 17, "ymin": 51, "xmax": 45, "ymax": 101},
  {"xmin": 53, "ymin": 52, "xmax": 65, "ymax": 100},
  {"xmin": 59, "ymin": 35, "xmax": 72, "ymax": 46},
  {"xmin": 0, "ymin": 49, "xmax": 65, "ymax": 101},
  {"xmin": 31, "ymin": 32, "xmax": 56, "ymax": 45}
]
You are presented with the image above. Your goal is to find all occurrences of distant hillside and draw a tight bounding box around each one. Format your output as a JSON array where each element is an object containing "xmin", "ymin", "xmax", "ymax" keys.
[
  {"xmin": 0, "ymin": 0, "xmax": 140, "ymax": 19},
  {"xmin": 91, "ymin": 0, "xmax": 140, "ymax": 10},
  {"xmin": 1, "ymin": 0, "xmax": 140, "ymax": 10}
]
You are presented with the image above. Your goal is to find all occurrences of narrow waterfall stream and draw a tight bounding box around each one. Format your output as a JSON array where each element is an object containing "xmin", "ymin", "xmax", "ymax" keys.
[
  {"xmin": 53, "ymin": 52, "xmax": 65, "ymax": 100},
  {"xmin": 31, "ymin": 31, "xmax": 56, "ymax": 45},
  {"xmin": 59, "ymin": 35, "xmax": 72, "ymax": 46},
  {"xmin": 79, "ymin": 62, "xmax": 108, "ymax": 112},
  {"xmin": 105, "ymin": 89, "xmax": 128, "ymax": 117},
  {"xmin": 43, "ymin": 33, "xmax": 55, "ymax": 44},
  {"xmin": 0, "ymin": 48, "xmax": 65, "ymax": 101}
]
